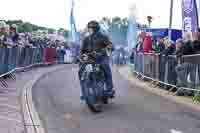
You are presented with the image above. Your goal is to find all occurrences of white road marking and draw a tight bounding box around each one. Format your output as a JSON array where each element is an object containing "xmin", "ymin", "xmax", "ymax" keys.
[{"xmin": 170, "ymin": 129, "xmax": 184, "ymax": 133}]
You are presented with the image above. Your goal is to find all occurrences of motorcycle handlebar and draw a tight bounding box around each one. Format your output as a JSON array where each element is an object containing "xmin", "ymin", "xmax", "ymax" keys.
[{"xmin": 79, "ymin": 47, "xmax": 112, "ymax": 63}]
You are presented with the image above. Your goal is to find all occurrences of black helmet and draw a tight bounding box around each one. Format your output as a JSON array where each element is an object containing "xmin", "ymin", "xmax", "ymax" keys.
[{"xmin": 87, "ymin": 20, "xmax": 100, "ymax": 32}]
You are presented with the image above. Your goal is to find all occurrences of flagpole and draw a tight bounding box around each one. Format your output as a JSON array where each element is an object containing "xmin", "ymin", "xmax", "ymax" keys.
[
  {"xmin": 168, "ymin": 0, "xmax": 173, "ymax": 40},
  {"xmin": 195, "ymin": 0, "xmax": 199, "ymax": 27},
  {"xmin": 199, "ymin": 0, "xmax": 200, "ymax": 26},
  {"xmin": 70, "ymin": 0, "xmax": 77, "ymax": 42}
]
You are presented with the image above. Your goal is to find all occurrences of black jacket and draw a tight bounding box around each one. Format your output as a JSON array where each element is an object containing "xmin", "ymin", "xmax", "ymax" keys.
[
  {"xmin": 176, "ymin": 41, "xmax": 196, "ymax": 58},
  {"xmin": 160, "ymin": 45, "xmax": 175, "ymax": 56},
  {"xmin": 193, "ymin": 40, "xmax": 200, "ymax": 52},
  {"xmin": 80, "ymin": 32, "xmax": 112, "ymax": 55}
]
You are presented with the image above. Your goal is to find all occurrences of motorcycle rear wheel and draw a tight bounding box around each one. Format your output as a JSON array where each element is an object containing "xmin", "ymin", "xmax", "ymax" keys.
[
  {"xmin": 102, "ymin": 97, "xmax": 109, "ymax": 104},
  {"xmin": 87, "ymin": 103, "xmax": 102, "ymax": 113}
]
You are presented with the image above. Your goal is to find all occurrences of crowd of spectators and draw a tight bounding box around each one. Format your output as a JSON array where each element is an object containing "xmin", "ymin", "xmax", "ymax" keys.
[
  {"xmin": 134, "ymin": 29, "xmax": 200, "ymax": 56},
  {"xmin": 0, "ymin": 21, "xmax": 67, "ymax": 48},
  {"xmin": 0, "ymin": 21, "xmax": 78, "ymax": 77},
  {"xmin": 132, "ymin": 29, "xmax": 200, "ymax": 96}
]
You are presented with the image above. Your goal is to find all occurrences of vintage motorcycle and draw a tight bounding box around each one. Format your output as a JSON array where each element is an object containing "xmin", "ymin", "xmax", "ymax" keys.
[{"xmin": 79, "ymin": 47, "xmax": 113, "ymax": 113}]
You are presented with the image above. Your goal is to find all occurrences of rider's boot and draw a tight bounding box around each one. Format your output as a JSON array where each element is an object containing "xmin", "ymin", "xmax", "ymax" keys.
[{"xmin": 104, "ymin": 89, "xmax": 116, "ymax": 98}]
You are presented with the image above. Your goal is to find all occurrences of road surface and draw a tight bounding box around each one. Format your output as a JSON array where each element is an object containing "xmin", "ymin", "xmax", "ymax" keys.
[{"xmin": 32, "ymin": 65, "xmax": 200, "ymax": 133}]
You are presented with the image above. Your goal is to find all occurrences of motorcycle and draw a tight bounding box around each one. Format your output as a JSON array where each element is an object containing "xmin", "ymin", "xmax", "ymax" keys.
[{"xmin": 79, "ymin": 47, "xmax": 113, "ymax": 113}]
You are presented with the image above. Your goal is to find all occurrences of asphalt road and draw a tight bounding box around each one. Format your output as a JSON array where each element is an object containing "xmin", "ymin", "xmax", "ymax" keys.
[{"xmin": 32, "ymin": 65, "xmax": 200, "ymax": 133}]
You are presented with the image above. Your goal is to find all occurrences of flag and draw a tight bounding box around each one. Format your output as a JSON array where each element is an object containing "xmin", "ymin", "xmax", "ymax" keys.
[
  {"xmin": 127, "ymin": 15, "xmax": 138, "ymax": 50},
  {"xmin": 182, "ymin": 0, "xmax": 199, "ymax": 32},
  {"xmin": 70, "ymin": 0, "xmax": 78, "ymax": 42},
  {"xmin": 100, "ymin": 21, "xmax": 109, "ymax": 35}
]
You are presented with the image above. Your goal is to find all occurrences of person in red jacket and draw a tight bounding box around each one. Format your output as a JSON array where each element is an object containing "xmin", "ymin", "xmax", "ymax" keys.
[{"xmin": 142, "ymin": 34, "xmax": 152, "ymax": 53}]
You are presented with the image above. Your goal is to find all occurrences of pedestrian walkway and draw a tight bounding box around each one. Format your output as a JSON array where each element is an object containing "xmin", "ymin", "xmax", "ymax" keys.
[{"xmin": 0, "ymin": 65, "xmax": 66, "ymax": 133}]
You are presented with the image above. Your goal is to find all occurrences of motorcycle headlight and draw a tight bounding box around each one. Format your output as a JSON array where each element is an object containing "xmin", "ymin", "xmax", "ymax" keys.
[{"xmin": 85, "ymin": 64, "xmax": 93, "ymax": 72}]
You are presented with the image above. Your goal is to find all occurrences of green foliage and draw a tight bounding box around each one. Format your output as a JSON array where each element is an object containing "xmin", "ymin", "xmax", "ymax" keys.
[
  {"xmin": 194, "ymin": 86, "xmax": 200, "ymax": 102},
  {"xmin": 48, "ymin": 28, "xmax": 55, "ymax": 34},
  {"xmin": 63, "ymin": 30, "xmax": 69, "ymax": 38},
  {"xmin": 58, "ymin": 28, "xmax": 69, "ymax": 38},
  {"xmin": 6, "ymin": 20, "xmax": 23, "ymax": 25},
  {"xmin": 2, "ymin": 20, "xmax": 58, "ymax": 33}
]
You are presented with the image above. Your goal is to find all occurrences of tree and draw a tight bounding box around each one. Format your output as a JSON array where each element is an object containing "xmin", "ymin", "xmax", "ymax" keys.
[
  {"xmin": 58, "ymin": 28, "xmax": 65, "ymax": 33},
  {"xmin": 147, "ymin": 16, "xmax": 153, "ymax": 28},
  {"xmin": 6, "ymin": 20, "xmax": 23, "ymax": 25},
  {"xmin": 57, "ymin": 28, "xmax": 69, "ymax": 38},
  {"xmin": 1, "ymin": 19, "xmax": 57, "ymax": 33},
  {"xmin": 17, "ymin": 23, "xmax": 33, "ymax": 33},
  {"xmin": 48, "ymin": 28, "xmax": 55, "ymax": 34},
  {"xmin": 17, "ymin": 24, "xmax": 25, "ymax": 33},
  {"xmin": 63, "ymin": 30, "xmax": 69, "ymax": 38}
]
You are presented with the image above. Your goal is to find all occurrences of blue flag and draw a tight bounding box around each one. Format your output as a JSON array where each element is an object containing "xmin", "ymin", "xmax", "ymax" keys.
[
  {"xmin": 127, "ymin": 16, "xmax": 138, "ymax": 50},
  {"xmin": 100, "ymin": 21, "xmax": 109, "ymax": 35},
  {"xmin": 182, "ymin": 0, "xmax": 199, "ymax": 32},
  {"xmin": 70, "ymin": 0, "xmax": 78, "ymax": 42}
]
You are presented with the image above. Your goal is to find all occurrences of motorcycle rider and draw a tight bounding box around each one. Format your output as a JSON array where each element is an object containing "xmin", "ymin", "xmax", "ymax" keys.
[{"xmin": 79, "ymin": 20, "xmax": 115, "ymax": 99}]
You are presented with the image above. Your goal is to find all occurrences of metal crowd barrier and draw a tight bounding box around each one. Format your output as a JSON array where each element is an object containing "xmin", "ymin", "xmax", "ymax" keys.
[
  {"xmin": 132, "ymin": 52, "xmax": 200, "ymax": 101},
  {"xmin": 0, "ymin": 48, "xmax": 57, "ymax": 87}
]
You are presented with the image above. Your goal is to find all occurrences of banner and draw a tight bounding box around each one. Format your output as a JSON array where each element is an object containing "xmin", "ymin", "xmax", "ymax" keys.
[
  {"xmin": 100, "ymin": 21, "xmax": 109, "ymax": 35},
  {"xmin": 182, "ymin": 0, "xmax": 199, "ymax": 32},
  {"xmin": 149, "ymin": 28, "xmax": 182, "ymax": 42},
  {"xmin": 127, "ymin": 4, "xmax": 138, "ymax": 50},
  {"xmin": 70, "ymin": 0, "xmax": 78, "ymax": 42}
]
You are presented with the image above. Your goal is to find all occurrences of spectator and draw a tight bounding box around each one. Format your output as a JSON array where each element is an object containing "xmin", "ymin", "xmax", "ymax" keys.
[
  {"xmin": 10, "ymin": 24, "xmax": 19, "ymax": 44},
  {"xmin": 3, "ymin": 35, "xmax": 15, "ymax": 48},
  {"xmin": 24, "ymin": 35, "xmax": 32, "ymax": 48},
  {"xmin": 176, "ymin": 33, "xmax": 196, "ymax": 58},
  {"xmin": 142, "ymin": 34, "xmax": 152, "ymax": 53},
  {"xmin": 64, "ymin": 46, "xmax": 73, "ymax": 64},
  {"xmin": 130, "ymin": 48, "xmax": 135, "ymax": 64},
  {"xmin": 193, "ymin": 28, "xmax": 200, "ymax": 52},
  {"xmin": 0, "ymin": 35, "xmax": 7, "ymax": 48},
  {"xmin": 56, "ymin": 45, "xmax": 66, "ymax": 64},
  {"xmin": 160, "ymin": 37, "xmax": 175, "ymax": 56},
  {"xmin": 175, "ymin": 37, "xmax": 196, "ymax": 96},
  {"xmin": 175, "ymin": 39, "xmax": 183, "ymax": 54},
  {"xmin": 153, "ymin": 37, "xmax": 165, "ymax": 53},
  {"xmin": 135, "ymin": 37, "xmax": 143, "ymax": 52}
]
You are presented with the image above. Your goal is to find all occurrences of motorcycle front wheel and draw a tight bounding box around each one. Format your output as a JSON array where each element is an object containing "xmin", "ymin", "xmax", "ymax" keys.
[
  {"xmin": 102, "ymin": 97, "xmax": 109, "ymax": 104},
  {"xmin": 82, "ymin": 80, "xmax": 103, "ymax": 113},
  {"xmin": 87, "ymin": 99, "xmax": 102, "ymax": 113}
]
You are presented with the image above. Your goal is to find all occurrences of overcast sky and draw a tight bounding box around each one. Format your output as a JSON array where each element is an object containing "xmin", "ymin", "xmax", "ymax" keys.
[{"xmin": 0, "ymin": 0, "xmax": 197, "ymax": 30}]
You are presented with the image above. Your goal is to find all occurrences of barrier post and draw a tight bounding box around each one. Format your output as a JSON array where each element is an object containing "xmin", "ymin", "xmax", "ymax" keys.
[{"xmin": 0, "ymin": 48, "xmax": 8, "ymax": 75}]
